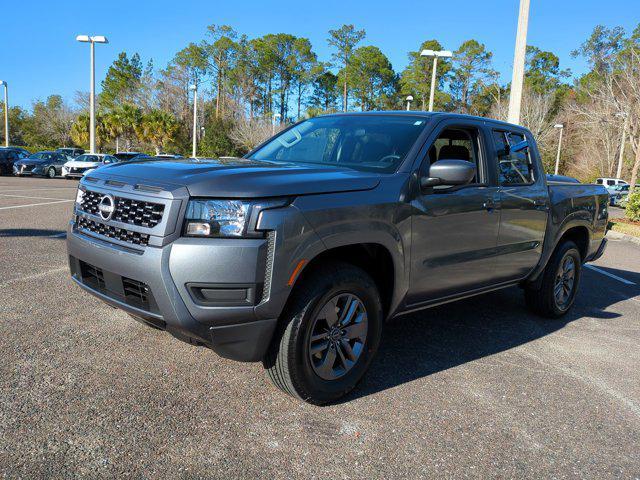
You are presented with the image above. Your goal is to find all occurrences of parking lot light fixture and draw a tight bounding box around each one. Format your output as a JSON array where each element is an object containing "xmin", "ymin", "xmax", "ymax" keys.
[
  {"xmin": 420, "ymin": 50, "xmax": 453, "ymax": 112},
  {"xmin": 553, "ymin": 123, "xmax": 564, "ymax": 175},
  {"xmin": 189, "ymin": 84, "xmax": 198, "ymax": 158},
  {"xmin": 405, "ymin": 95, "xmax": 413, "ymax": 111},
  {"xmin": 76, "ymin": 34, "xmax": 109, "ymax": 154},
  {"xmin": 0, "ymin": 80, "xmax": 8, "ymax": 147}
]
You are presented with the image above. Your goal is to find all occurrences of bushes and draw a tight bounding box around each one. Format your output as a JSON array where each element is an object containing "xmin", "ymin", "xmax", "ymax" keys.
[{"xmin": 626, "ymin": 191, "xmax": 640, "ymax": 222}]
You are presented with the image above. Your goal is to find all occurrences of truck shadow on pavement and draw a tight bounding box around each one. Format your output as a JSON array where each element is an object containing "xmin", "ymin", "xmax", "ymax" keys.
[
  {"xmin": 343, "ymin": 270, "xmax": 639, "ymax": 403},
  {"xmin": 0, "ymin": 228, "xmax": 67, "ymax": 239}
]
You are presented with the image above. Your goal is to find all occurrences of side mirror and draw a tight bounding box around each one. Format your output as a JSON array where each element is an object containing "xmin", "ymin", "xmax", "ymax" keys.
[{"xmin": 420, "ymin": 159, "xmax": 477, "ymax": 189}]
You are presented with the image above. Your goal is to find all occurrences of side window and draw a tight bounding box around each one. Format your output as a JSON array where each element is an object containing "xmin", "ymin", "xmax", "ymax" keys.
[
  {"xmin": 606, "ymin": 180, "xmax": 615, "ymax": 186},
  {"xmin": 426, "ymin": 127, "xmax": 483, "ymax": 184},
  {"xmin": 494, "ymin": 130, "xmax": 534, "ymax": 186},
  {"xmin": 596, "ymin": 179, "xmax": 603, "ymax": 184}
]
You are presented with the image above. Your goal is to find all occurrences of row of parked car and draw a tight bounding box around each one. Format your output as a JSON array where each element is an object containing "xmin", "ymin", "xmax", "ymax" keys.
[
  {"xmin": 594, "ymin": 177, "xmax": 638, "ymax": 207},
  {"xmin": 0, "ymin": 146, "xmax": 182, "ymax": 179}
]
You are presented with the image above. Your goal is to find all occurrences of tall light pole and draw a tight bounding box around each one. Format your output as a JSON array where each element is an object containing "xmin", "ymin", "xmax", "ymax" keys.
[
  {"xmin": 405, "ymin": 95, "xmax": 413, "ymax": 111},
  {"xmin": 553, "ymin": 124, "xmax": 564, "ymax": 175},
  {"xmin": 507, "ymin": 0, "xmax": 530, "ymax": 124},
  {"xmin": 76, "ymin": 35, "xmax": 108, "ymax": 154},
  {"xmin": 616, "ymin": 112, "xmax": 629, "ymax": 179},
  {"xmin": 0, "ymin": 81, "xmax": 8, "ymax": 147},
  {"xmin": 420, "ymin": 49, "xmax": 453, "ymax": 112},
  {"xmin": 189, "ymin": 84, "xmax": 198, "ymax": 158},
  {"xmin": 272, "ymin": 113, "xmax": 281, "ymax": 135}
]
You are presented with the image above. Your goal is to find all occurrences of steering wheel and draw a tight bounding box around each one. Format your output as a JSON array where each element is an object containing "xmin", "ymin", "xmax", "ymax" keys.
[{"xmin": 379, "ymin": 154, "xmax": 401, "ymax": 164}]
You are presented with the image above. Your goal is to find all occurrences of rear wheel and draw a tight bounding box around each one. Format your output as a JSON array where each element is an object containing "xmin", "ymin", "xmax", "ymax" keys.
[
  {"xmin": 525, "ymin": 241, "xmax": 581, "ymax": 318},
  {"xmin": 47, "ymin": 167, "xmax": 56, "ymax": 178},
  {"xmin": 264, "ymin": 262, "xmax": 382, "ymax": 405}
]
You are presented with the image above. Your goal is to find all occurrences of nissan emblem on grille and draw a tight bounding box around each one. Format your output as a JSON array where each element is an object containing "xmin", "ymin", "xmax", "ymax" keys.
[{"xmin": 98, "ymin": 194, "xmax": 116, "ymax": 221}]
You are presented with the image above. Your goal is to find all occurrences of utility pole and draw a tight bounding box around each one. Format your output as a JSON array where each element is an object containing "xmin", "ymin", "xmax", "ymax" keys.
[
  {"xmin": 553, "ymin": 124, "xmax": 564, "ymax": 175},
  {"xmin": 189, "ymin": 84, "xmax": 198, "ymax": 158},
  {"xmin": 507, "ymin": 0, "xmax": 530, "ymax": 125},
  {"xmin": 616, "ymin": 112, "xmax": 629, "ymax": 179},
  {"xmin": 0, "ymin": 81, "xmax": 8, "ymax": 146}
]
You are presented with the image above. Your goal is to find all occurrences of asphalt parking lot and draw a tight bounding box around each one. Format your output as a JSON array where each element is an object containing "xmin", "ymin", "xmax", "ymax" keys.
[{"xmin": 1, "ymin": 176, "xmax": 639, "ymax": 478}]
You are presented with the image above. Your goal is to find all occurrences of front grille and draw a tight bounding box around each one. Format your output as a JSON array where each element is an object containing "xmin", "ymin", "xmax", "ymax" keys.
[
  {"xmin": 81, "ymin": 190, "xmax": 165, "ymax": 228},
  {"xmin": 80, "ymin": 261, "xmax": 106, "ymax": 290},
  {"xmin": 122, "ymin": 277, "xmax": 153, "ymax": 311},
  {"xmin": 75, "ymin": 259, "xmax": 159, "ymax": 315},
  {"xmin": 77, "ymin": 216, "xmax": 150, "ymax": 246}
]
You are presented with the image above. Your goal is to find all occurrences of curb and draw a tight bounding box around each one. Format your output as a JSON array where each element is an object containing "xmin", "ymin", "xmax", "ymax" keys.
[{"xmin": 606, "ymin": 230, "xmax": 640, "ymax": 246}]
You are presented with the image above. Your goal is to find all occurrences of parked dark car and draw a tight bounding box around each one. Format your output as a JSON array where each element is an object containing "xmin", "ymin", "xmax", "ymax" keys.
[
  {"xmin": 56, "ymin": 147, "xmax": 85, "ymax": 158},
  {"xmin": 13, "ymin": 151, "xmax": 70, "ymax": 178},
  {"xmin": 0, "ymin": 147, "xmax": 30, "ymax": 175},
  {"xmin": 67, "ymin": 112, "xmax": 609, "ymax": 404},
  {"xmin": 113, "ymin": 152, "xmax": 152, "ymax": 162}
]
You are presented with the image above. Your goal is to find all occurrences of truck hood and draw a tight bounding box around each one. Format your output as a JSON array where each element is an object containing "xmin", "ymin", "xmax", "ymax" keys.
[{"xmin": 92, "ymin": 157, "xmax": 381, "ymax": 197}]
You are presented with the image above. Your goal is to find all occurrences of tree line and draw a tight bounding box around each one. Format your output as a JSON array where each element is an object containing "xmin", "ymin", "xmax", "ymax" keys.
[{"xmin": 3, "ymin": 22, "xmax": 640, "ymax": 184}]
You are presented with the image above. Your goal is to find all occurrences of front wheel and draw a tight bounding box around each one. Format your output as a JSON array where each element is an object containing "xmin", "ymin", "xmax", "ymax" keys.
[
  {"xmin": 525, "ymin": 240, "xmax": 582, "ymax": 318},
  {"xmin": 47, "ymin": 167, "xmax": 56, "ymax": 178},
  {"xmin": 264, "ymin": 262, "xmax": 382, "ymax": 405}
]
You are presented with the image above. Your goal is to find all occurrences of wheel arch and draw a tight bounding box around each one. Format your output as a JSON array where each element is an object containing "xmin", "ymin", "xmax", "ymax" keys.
[{"xmin": 290, "ymin": 242, "xmax": 400, "ymax": 319}]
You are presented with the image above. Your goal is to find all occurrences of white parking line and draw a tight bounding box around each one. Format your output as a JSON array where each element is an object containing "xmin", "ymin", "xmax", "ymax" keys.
[
  {"xmin": 0, "ymin": 194, "xmax": 74, "ymax": 201},
  {"xmin": 0, "ymin": 187, "xmax": 77, "ymax": 193},
  {"xmin": 0, "ymin": 199, "xmax": 74, "ymax": 210},
  {"xmin": 585, "ymin": 264, "xmax": 636, "ymax": 285}
]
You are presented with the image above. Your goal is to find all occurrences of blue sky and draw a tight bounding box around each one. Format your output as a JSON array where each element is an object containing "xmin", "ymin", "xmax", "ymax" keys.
[{"xmin": 1, "ymin": 0, "xmax": 638, "ymax": 109}]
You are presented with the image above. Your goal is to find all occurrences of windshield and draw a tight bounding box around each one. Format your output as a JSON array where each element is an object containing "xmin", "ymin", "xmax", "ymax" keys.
[
  {"xmin": 29, "ymin": 153, "xmax": 50, "ymax": 160},
  {"xmin": 249, "ymin": 115, "xmax": 428, "ymax": 173},
  {"xmin": 75, "ymin": 154, "xmax": 100, "ymax": 162}
]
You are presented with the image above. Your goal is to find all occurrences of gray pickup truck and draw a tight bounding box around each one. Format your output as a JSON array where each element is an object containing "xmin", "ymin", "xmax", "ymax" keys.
[{"xmin": 67, "ymin": 112, "xmax": 609, "ymax": 404}]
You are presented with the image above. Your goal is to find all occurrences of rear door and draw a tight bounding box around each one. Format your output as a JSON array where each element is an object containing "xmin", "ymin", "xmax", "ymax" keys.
[
  {"xmin": 492, "ymin": 129, "xmax": 549, "ymax": 282},
  {"xmin": 407, "ymin": 118, "xmax": 502, "ymax": 305}
]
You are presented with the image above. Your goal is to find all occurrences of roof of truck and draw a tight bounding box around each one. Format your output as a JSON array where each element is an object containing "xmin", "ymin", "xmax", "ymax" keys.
[{"xmin": 319, "ymin": 111, "xmax": 527, "ymax": 130}]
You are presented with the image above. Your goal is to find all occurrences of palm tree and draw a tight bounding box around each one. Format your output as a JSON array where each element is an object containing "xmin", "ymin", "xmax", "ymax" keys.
[
  {"xmin": 135, "ymin": 110, "xmax": 180, "ymax": 155},
  {"xmin": 111, "ymin": 104, "xmax": 142, "ymax": 151},
  {"xmin": 70, "ymin": 113, "xmax": 108, "ymax": 151},
  {"xmin": 103, "ymin": 111, "xmax": 125, "ymax": 153}
]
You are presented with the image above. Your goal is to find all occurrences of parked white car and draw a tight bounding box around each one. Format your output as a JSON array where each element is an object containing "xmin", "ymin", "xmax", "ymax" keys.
[
  {"xmin": 596, "ymin": 177, "xmax": 628, "ymax": 195},
  {"xmin": 62, "ymin": 153, "xmax": 118, "ymax": 179}
]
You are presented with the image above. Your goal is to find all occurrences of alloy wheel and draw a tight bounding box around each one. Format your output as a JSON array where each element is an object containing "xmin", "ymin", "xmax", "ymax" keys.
[
  {"xmin": 308, "ymin": 293, "xmax": 368, "ymax": 380},
  {"xmin": 554, "ymin": 255, "xmax": 576, "ymax": 309}
]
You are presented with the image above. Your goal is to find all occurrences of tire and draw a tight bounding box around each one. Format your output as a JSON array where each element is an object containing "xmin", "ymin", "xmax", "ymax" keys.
[
  {"xmin": 47, "ymin": 167, "xmax": 56, "ymax": 178},
  {"xmin": 263, "ymin": 262, "xmax": 383, "ymax": 405},
  {"xmin": 525, "ymin": 240, "xmax": 582, "ymax": 318}
]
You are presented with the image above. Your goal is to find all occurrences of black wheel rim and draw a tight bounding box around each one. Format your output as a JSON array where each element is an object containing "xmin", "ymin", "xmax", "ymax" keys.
[
  {"xmin": 554, "ymin": 255, "xmax": 576, "ymax": 309},
  {"xmin": 308, "ymin": 293, "xmax": 368, "ymax": 381}
]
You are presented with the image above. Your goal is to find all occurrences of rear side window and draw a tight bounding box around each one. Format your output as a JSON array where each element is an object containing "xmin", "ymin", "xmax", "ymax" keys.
[
  {"xmin": 606, "ymin": 180, "xmax": 615, "ymax": 186},
  {"xmin": 493, "ymin": 130, "xmax": 534, "ymax": 186}
]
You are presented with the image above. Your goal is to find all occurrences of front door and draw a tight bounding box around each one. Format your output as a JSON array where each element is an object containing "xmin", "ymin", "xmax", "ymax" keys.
[{"xmin": 407, "ymin": 122, "xmax": 501, "ymax": 306}]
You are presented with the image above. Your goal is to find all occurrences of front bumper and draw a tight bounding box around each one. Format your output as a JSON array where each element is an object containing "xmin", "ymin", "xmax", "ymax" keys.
[{"xmin": 67, "ymin": 223, "xmax": 278, "ymax": 361}]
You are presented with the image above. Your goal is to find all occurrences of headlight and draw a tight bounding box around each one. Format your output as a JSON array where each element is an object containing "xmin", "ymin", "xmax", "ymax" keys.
[
  {"xmin": 75, "ymin": 185, "xmax": 85, "ymax": 207},
  {"xmin": 184, "ymin": 198, "xmax": 288, "ymax": 238}
]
